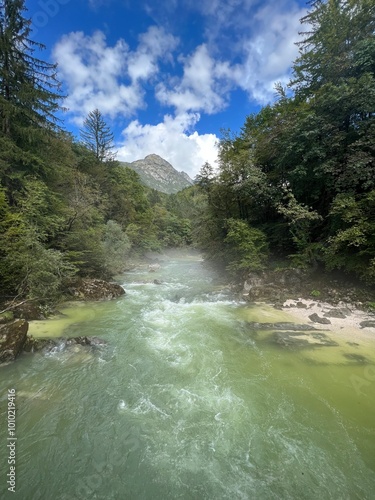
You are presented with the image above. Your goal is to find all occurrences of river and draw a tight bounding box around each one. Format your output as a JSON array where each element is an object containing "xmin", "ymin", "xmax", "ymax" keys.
[{"xmin": 1, "ymin": 250, "xmax": 375, "ymax": 499}]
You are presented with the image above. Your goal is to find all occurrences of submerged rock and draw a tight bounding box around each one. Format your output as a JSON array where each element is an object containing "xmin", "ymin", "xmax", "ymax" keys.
[
  {"xmin": 271, "ymin": 331, "xmax": 338, "ymax": 349},
  {"xmin": 246, "ymin": 321, "xmax": 318, "ymax": 331},
  {"xmin": 67, "ymin": 279, "xmax": 125, "ymax": 301},
  {"xmin": 66, "ymin": 336, "xmax": 108, "ymax": 348},
  {"xmin": 343, "ymin": 353, "xmax": 370, "ymax": 364},
  {"xmin": 24, "ymin": 335, "xmax": 108, "ymax": 353},
  {"xmin": 0, "ymin": 320, "xmax": 29, "ymax": 363},
  {"xmin": 308, "ymin": 313, "xmax": 331, "ymax": 325}
]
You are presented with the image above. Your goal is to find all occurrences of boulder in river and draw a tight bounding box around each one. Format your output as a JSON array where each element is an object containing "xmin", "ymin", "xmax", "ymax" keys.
[
  {"xmin": 67, "ymin": 279, "xmax": 125, "ymax": 301},
  {"xmin": 23, "ymin": 337, "xmax": 57, "ymax": 353},
  {"xmin": 0, "ymin": 320, "xmax": 29, "ymax": 363},
  {"xmin": 24, "ymin": 335, "xmax": 108, "ymax": 353},
  {"xmin": 66, "ymin": 336, "xmax": 108, "ymax": 348}
]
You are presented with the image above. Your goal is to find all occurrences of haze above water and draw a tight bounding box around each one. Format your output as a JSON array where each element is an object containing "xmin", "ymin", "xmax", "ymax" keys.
[{"xmin": 1, "ymin": 251, "xmax": 375, "ymax": 499}]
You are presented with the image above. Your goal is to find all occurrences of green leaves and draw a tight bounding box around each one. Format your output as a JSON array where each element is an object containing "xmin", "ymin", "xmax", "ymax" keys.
[
  {"xmin": 224, "ymin": 219, "xmax": 269, "ymax": 273},
  {"xmin": 325, "ymin": 191, "xmax": 375, "ymax": 279}
]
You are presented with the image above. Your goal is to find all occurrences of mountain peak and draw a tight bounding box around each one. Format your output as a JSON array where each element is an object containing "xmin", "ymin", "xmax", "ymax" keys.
[{"xmin": 122, "ymin": 155, "xmax": 193, "ymax": 194}]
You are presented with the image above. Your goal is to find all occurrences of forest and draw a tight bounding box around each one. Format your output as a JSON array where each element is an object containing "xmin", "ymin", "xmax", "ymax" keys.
[
  {"xmin": 1, "ymin": 0, "xmax": 374, "ymax": 307},
  {"xmin": 193, "ymin": 0, "xmax": 375, "ymax": 283}
]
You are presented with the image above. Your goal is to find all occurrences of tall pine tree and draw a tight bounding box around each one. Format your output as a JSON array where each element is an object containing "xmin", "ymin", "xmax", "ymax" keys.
[
  {"xmin": 80, "ymin": 109, "xmax": 116, "ymax": 162},
  {"xmin": 0, "ymin": 0, "xmax": 64, "ymax": 196},
  {"xmin": 0, "ymin": 0, "xmax": 63, "ymax": 139}
]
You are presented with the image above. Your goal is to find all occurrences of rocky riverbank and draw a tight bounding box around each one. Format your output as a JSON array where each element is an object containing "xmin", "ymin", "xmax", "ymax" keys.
[
  {"xmin": 241, "ymin": 268, "xmax": 375, "ymax": 343},
  {"xmin": 0, "ymin": 278, "xmax": 125, "ymax": 364}
]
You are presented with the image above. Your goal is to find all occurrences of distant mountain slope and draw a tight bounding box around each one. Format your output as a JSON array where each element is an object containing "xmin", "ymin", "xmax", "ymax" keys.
[{"xmin": 121, "ymin": 154, "xmax": 194, "ymax": 194}]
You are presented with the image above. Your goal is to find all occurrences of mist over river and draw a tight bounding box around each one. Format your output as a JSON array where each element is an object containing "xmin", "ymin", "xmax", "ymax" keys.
[{"xmin": 1, "ymin": 250, "xmax": 375, "ymax": 499}]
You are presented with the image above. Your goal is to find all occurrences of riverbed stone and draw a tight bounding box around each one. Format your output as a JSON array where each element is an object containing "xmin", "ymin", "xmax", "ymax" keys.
[
  {"xmin": 0, "ymin": 320, "xmax": 29, "ymax": 363},
  {"xmin": 343, "ymin": 353, "xmax": 370, "ymax": 363},
  {"xmin": 296, "ymin": 301, "xmax": 308, "ymax": 308},
  {"xmin": 271, "ymin": 331, "xmax": 338, "ymax": 349},
  {"xmin": 247, "ymin": 321, "xmax": 318, "ymax": 331},
  {"xmin": 308, "ymin": 313, "xmax": 331, "ymax": 325}
]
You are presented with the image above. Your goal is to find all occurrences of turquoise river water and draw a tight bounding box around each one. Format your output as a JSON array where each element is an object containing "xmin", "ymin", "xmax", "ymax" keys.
[{"xmin": 1, "ymin": 251, "xmax": 375, "ymax": 499}]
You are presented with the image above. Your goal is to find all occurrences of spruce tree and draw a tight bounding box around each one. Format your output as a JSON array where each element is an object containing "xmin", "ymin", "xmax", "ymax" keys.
[
  {"xmin": 0, "ymin": 0, "xmax": 63, "ymax": 140},
  {"xmin": 291, "ymin": 0, "xmax": 375, "ymax": 96},
  {"xmin": 80, "ymin": 109, "xmax": 116, "ymax": 162}
]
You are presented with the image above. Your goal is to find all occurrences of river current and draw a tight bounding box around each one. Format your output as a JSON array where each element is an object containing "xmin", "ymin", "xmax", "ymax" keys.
[{"xmin": 1, "ymin": 251, "xmax": 375, "ymax": 499}]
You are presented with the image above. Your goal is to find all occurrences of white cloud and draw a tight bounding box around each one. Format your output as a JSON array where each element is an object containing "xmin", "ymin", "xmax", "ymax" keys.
[
  {"xmin": 233, "ymin": 4, "xmax": 305, "ymax": 103},
  {"xmin": 53, "ymin": 27, "xmax": 178, "ymax": 122},
  {"xmin": 162, "ymin": 0, "xmax": 306, "ymax": 105},
  {"xmin": 117, "ymin": 113, "xmax": 218, "ymax": 178},
  {"xmin": 128, "ymin": 26, "xmax": 179, "ymax": 81},
  {"xmin": 156, "ymin": 44, "xmax": 235, "ymax": 114}
]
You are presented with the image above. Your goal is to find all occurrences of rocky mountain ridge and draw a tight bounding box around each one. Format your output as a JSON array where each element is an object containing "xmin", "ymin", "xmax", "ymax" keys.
[{"xmin": 121, "ymin": 154, "xmax": 193, "ymax": 194}]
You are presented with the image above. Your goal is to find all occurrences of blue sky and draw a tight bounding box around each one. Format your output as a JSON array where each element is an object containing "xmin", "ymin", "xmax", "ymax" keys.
[{"xmin": 27, "ymin": 0, "xmax": 307, "ymax": 177}]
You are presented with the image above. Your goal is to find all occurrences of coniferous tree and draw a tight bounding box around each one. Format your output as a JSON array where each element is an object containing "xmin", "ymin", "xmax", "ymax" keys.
[
  {"xmin": 80, "ymin": 109, "xmax": 116, "ymax": 162},
  {"xmin": 292, "ymin": 0, "xmax": 375, "ymax": 96},
  {"xmin": 0, "ymin": 0, "xmax": 63, "ymax": 139}
]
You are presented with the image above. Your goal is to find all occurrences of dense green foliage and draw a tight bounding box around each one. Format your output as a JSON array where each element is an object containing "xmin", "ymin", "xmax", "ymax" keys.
[
  {"xmin": 194, "ymin": 0, "xmax": 375, "ymax": 281},
  {"xmin": 0, "ymin": 1, "xmax": 191, "ymax": 303},
  {"xmin": 1, "ymin": 0, "xmax": 374, "ymax": 302}
]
